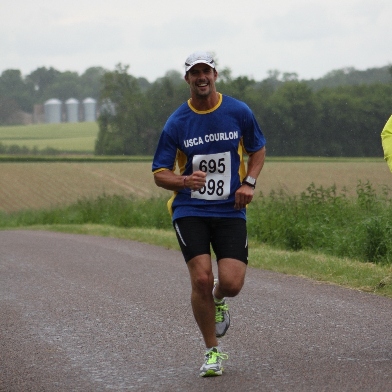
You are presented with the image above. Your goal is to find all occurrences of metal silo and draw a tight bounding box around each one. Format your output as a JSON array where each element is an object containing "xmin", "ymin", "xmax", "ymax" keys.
[
  {"xmin": 44, "ymin": 99, "xmax": 62, "ymax": 123},
  {"xmin": 65, "ymin": 98, "xmax": 79, "ymax": 123},
  {"xmin": 83, "ymin": 97, "xmax": 97, "ymax": 122}
]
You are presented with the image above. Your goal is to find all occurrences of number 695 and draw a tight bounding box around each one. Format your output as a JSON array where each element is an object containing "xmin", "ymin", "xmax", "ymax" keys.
[{"xmin": 199, "ymin": 158, "xmax": 225, "ymax": 173}]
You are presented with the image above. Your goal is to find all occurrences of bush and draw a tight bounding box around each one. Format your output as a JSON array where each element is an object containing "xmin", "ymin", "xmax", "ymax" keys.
[
  {"xmin": 1, "ymin": 182, "xmax": 391, "ymax": 264},
  {"xmin": 0, "ymin": 194, "xmax": 172, "ymax": 230},
  {"xmin": 0, "ymin": 143, "xmax": 62, "ymax": 155},
  {"xmin": 248, "ymin": 181, "xmax": 392, "ymax": 264}
]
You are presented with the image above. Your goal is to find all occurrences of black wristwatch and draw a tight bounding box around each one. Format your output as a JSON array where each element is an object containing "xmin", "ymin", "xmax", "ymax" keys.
[{"xmin": 242, "ymin": 175, "xmax": 256, "ymax": 189}]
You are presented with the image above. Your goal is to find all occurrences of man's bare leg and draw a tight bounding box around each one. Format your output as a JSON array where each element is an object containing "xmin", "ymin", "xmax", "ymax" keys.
[
  {"xmin": 215, "ymin": 258, "xmax": 247, "ymax": 299},
  {"xmin": 187, "ymin": 254, "xmax": 218, "ymax": 348}
]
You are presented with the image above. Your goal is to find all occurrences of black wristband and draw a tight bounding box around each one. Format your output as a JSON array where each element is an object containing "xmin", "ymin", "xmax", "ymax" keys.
[{"xmin": 242, "ymin": 181, "xmax": 255, "ymax": 189}]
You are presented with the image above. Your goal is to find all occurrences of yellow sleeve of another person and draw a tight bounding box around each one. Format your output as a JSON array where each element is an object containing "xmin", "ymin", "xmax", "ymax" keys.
[{"xmin": 381, "ymin": 115, "xmax": 392, "ymax": 173}]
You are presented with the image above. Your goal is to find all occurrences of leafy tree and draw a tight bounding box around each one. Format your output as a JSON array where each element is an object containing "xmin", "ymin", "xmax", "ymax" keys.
[
  {"xmin": 218, "ymin": 75, "xmax": 256, "ymax": 100},
  {"xmin": 316, "ymin": 88, "xmax": 359, "ymax": 156},
  {"xmin": 0, "ymin": 96, "xmax": 20, "ymax": 125},
  {"xmin": 95, "ymin": 64, "xmax": 151, "ymax": 155},
  {"xmin": 0, "ymin": 61, "xmax": 390, "ymax": 157},
  {"xmin": 145, "ymin": 70, "xmax": 188, "ymax": 134},
  {"xmin": 316, "ymin": 84, "xmax": 391, "ymax": 156},
  {"xmin": 27, "ymin": 67, "xmax": 61, "ymax": 102},
  {"xmin": 307, "ymin": 66, "xmax": 392, "ymax": 90},
  {"xmin": 137, "ymin": 77, "xmax": 151, "ymax": 92},
  {"xmin": 79, "ymin": 67, "xmax": 107, "ymax": 99},
  {"xmin": 27, "ymin": 66, "xmax": 105, "ymax": 103},
  {"xmin": 44, "ymin": 71, "xmax": 82, "ymax": 101},
  {"xmin": 0, "ymin": 69, "xmax": 34, "ymax": 111},
  {"xmin": 217, "ymin": 67, "xmax": 233, "ymax": 84},
  {"xmin": 282, "ymin": 72, "xmax": 299, "ymax": 82},
  {"xmin": 262, "ymin": 82, "xmax": 320, "ymax": 156}
]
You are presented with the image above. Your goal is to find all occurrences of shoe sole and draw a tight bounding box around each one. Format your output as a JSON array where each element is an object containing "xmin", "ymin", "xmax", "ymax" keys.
[
  {"xmin": 200, "ymin": 369, "xmax": 223, "ymax": 377},
  {"xmin": 216, "ymin": 329, "xmax": 228, "ymax": 338}
]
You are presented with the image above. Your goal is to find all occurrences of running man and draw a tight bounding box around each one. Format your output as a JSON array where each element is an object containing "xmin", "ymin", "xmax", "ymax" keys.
[{"xmin": 152, "ymin": 51, "xmax": 266, "ymax": 377}]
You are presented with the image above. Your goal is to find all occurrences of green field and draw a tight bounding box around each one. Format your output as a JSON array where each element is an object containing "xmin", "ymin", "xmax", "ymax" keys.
[{"xmin": 0, "ymin": 122, "xmax": 99, "ymax": 153}]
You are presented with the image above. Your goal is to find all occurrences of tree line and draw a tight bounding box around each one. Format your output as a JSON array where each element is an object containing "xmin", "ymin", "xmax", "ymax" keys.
[
  {"xmin": 96, "ymin": 64, "xmax": 392, "ymax": 157},
  {"xmin": 0, "ymin": 64, "xmax": 391, "ymax": 157},
  {"xmin": 0, "ymin": 65, "xmax": 154, "ymax": 125},
  {"xmin": 0, "ymin": 66, "xmax": 125, "ymax": 125}
]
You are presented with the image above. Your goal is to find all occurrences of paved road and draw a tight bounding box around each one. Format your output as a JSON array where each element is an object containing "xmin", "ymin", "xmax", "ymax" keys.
[{"xmin": 0, "ymin": 230, "xmax": 391, "ymax": 392}]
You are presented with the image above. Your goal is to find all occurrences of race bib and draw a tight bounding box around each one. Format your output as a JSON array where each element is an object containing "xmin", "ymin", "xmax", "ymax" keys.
[{"xmin": 191, "ymin": 152, "xmax": 231, "ymax": 200}]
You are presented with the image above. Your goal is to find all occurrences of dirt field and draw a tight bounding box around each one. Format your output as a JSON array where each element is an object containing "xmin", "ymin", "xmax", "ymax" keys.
[{"xmin": 0, "ymin": 160, "xmax": 391, "ymax": 212}]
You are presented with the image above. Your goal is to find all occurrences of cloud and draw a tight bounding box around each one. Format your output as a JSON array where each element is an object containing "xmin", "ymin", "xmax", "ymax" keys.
[
  {"xmin": 1, "ymin": 21, "xmax": 124, "ymax": 57},
  {"xmin": 0, "ymin": 0, "xmax": 391, "ymax": 81},
  {"xmin": 257, "ymin": 4, "xmax": 345, "ymax": 42},
  {"xmin": 140, "ymin": 18, "xmax": 241, "ymax": 49}
]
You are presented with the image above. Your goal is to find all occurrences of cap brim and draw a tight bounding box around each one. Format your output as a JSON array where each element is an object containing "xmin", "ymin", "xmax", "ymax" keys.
[{"xmin": 185, "ymin": 60, "xmax": 215, "ymax": 73}]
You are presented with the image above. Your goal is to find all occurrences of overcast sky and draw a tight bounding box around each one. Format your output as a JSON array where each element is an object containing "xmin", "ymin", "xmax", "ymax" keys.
[{"xmin": 1, "ymin": 0, "xmax": 391, "ymax": 82}]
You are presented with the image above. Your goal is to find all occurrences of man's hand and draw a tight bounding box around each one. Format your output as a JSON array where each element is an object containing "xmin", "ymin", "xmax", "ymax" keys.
[
  {"xmin": 185, "ymin": 170, "xmax": 207, "ymax": 191},
  {"xmin": 234, "ymin": 184, "xmax": 254, "ymax": 210}
]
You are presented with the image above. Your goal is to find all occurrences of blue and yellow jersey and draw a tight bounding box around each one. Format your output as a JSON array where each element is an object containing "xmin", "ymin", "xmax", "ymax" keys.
[
  {"xmin": 152, "ymin": 93, "xmax": 266, "ymax": 220},
  {"xmin": 381, "ymin": 115, "xmax": 392, "ymax": 173}
]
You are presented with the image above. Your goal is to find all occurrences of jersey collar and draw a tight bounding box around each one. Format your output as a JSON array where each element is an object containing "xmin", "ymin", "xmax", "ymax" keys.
[{"xmin": 187, "ymin": 93, "xmax": 222, "ymax": 114}]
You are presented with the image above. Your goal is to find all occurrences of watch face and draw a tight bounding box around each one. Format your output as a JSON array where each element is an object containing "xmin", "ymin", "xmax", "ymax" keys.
[{"xmin": 245, "ymin": 176, "xmax": 256, "ymax": 185}]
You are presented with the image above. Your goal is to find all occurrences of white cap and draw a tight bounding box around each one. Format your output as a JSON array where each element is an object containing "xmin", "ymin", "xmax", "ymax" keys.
[{"xmin": 185, "ymin": 51, "xmax": 216, "ymax": 73}]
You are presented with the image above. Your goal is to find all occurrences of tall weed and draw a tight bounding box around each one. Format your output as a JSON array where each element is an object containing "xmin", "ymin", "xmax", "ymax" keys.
[
  {"xmin": 248, "ymin": 181, "xmax": 392, "ymax": 264},
  {"xmin": 1, "ymin": 182, "xmax": 391, "ymax": 264},
  {"xmin": 0, "ymin": 195, "xmax": 172, "ymax": 230}
]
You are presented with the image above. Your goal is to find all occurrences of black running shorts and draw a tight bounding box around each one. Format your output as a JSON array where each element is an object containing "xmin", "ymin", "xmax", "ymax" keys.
[{"xmin": 173, "ymin": 217, "xmax": 248, "ymax": 264}]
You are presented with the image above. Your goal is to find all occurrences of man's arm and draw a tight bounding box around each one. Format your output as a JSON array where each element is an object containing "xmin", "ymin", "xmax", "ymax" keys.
[
  {"xmin": 234, "ymin": 146, "xmax": 266, "ymax": 210},
  {"xmin": 245, "ymin": 145, "xmax": 266, "ymax": 180},
  {"xmin": 154, "ymin": 169, "xmax": 207, "ymax": 191}
]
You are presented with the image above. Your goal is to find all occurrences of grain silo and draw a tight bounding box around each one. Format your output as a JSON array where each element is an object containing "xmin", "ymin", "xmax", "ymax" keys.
[
  {"xmin": 83, "ymin": 98, "xmax": 97, "ymax": 122},
  {"xmin": 65, "ymin": 98, "xmax": 79, "ymax": 123},
  {"xmin": 44, "ymin": 99, "xmax": 62, "ymax": 123}
]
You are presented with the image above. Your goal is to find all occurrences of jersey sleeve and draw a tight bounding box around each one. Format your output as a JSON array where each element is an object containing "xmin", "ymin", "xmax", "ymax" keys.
[
  {"xmin": 241, "ymin": 107, "xmax": 266, "ymax": 154},
  {"xmin": 381, "ymin": 115, "xmax": 392, "ymax": 173},
  {"xmin": 152, "ymin": 128, "xmax": 178, "ymax": 173}
]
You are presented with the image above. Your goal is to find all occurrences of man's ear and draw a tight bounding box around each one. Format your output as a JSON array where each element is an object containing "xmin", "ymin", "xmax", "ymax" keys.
[{"xmin": 184, "ymin": 73, "xmax": 190, "ymax": 84}]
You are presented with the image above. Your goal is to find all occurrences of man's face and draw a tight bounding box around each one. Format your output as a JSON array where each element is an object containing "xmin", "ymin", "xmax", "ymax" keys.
[{"xmin": 185, "ymin": 63, "xmax": 218, "ymax": 98}]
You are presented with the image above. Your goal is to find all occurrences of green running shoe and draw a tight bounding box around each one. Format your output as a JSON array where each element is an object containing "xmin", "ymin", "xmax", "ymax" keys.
[
  {"xmin": 200, "ymin": 347, "xmax": 229, "ymax": 377},
  {"xmin": 213, "ymin": 279, "xmax": 230, "ymax": 337}
]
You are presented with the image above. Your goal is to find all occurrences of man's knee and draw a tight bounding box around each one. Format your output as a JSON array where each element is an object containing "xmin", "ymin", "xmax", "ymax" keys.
[
  {"xmin": 217, "ymin": 258, "xmax": 246, "ymax": 297},
  {"xmin": 220, "ymin": 280, "xmax": 243, "ymax": 298},
  {"xmin": 192, "ymin": 272, "xmax": 212, "ymax": 289},
  {"xmin": 188, "ymin": 257, "xmax": 214, "ymax": 294}
]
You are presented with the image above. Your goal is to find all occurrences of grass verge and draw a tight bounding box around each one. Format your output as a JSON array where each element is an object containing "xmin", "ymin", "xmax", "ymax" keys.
[{"xmin": 7, "ymin": 224, "xmax": 392, "ymax": 298}]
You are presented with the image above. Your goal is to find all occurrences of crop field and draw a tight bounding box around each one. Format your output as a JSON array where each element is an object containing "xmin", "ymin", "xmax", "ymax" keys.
[
  {"xmin": 0, "ymin": 159, "xmax": 390, "ymax": 213},
  {"xmin": 0, "ymin": 122, "xmax": 99, "ymax": 152},
  {"xmin": 1, "ymin": 123, "xmax": 391, "ymax": 212}
]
